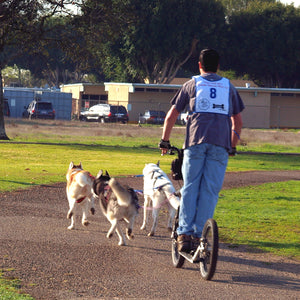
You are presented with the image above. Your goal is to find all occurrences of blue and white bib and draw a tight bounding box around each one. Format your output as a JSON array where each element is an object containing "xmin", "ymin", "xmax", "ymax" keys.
[{"xmin": 193, "ymin": 76, "xmax": 230, "ymax": 116}]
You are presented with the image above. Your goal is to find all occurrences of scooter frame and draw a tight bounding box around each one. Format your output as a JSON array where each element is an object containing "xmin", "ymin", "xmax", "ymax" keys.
[{"xmin": 168, "ymin": 146, "xmax": 219, "ymax": 280}]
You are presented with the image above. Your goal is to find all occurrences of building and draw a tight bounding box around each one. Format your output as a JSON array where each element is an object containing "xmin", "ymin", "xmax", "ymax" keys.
[
  {"xmin": 4, "ymin": 87, "xmax": 72, "ymax": 119},
  {"xmin": 60, "ymin": 82, "xmax": 300, "ymax": 128}
]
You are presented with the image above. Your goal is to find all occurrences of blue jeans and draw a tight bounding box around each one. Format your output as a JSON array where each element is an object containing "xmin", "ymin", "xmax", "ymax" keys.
[{"xmin": 177, "ymin": 143, "xmax": 228, "ymax": 237}]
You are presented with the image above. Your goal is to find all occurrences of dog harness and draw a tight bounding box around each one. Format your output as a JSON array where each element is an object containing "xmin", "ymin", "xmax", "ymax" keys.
[
  {"xmin": 143, "ymin": 169, "xmax": 172, "ymax": 196},
  {"xmin": 71, "ymin": 169, "xmax": 95, "ymax": 203},
  {"xmin": 101, "ymin": 184, "xmax": 140, "ymax": 210}
]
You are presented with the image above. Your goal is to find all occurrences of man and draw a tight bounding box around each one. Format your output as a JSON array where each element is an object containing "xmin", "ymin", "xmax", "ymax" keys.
[{"xmin": 159, "ymin": 49, "xmax": 244, "ymax": 252}]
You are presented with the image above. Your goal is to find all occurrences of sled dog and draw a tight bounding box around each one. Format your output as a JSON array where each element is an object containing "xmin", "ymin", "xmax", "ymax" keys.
[
  {"xmin": 141, "ymin": 162, "xmax": 180, "ymax": 236},
  {"xmin": 93, "ymin": 170, "xmax": 139, "ymax": 246},
  {"xmin": 66, "ymin": 162, "xmax": 96, "ymax": 230}
]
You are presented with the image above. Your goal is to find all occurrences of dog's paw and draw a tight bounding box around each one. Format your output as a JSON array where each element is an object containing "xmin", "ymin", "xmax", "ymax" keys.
[
  {"xmin": 90, "ymin": 208, "xmax": 95, "ymax": 215},
  {"xmin": 118, "ymin": 240, "xmax": 126, "ymax": 246},
  {"xmin": 140, "ymin": 224, "xmax": 146, "ymax": 230},
  {"xmin": 67, "ymin": 212, "xmax": 73, "ymax": 219},
  {"xmin": 68, "ymin": 225, "xmax": 75, "ymax": 230},
  {"xmin": 82, "ymin": 220, "xmax": 90, "ymax": 226},
  {"xmin": 126, "ymin": 229, "xmax": 134, "ymax": 240},
  {"xmin": 107, "ymin": 233, "xmax": 113, "ymax": 239},
  {"xmin": 148, "ymin": 231, "xmax": 154, "ymax": 237}
]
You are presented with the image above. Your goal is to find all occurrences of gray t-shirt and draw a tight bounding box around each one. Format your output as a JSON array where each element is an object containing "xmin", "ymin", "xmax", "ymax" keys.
[{"xmin": 171, "ymin": 73, "xmax": 245, "ymax": 150}]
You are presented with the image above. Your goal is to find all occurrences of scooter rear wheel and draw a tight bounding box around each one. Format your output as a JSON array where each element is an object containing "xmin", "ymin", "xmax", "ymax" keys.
[
  {"xmin": 171, "ymin": 208, "xmax": 185, "ymax": 268},
  {"xmin": 171, "ymin": 238, "xmax": 185, "ymax": 268}
]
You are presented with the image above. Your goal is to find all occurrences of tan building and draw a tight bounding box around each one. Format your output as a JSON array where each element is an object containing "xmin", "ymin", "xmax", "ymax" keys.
[{"xmin": 60, "ymin": 82, "xmax": 300, "ymax": 128}]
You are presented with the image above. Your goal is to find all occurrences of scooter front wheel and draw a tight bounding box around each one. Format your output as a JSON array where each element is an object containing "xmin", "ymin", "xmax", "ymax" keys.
[{"xmin": 199, "ymin": 218, "xmax": 219, "ymax": 280}]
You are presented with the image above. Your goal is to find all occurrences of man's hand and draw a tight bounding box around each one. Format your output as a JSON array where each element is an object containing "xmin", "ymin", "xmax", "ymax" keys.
[
  {"xmin": 228, "ymin": 147, "xmax": 237, "ymax": 156},
  {"xmin": 159, "ymin": 139, "xmax": 171, "ymax": 155}
]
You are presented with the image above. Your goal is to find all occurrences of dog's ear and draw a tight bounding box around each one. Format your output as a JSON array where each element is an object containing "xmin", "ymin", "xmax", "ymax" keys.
[
  {"xmin": 96, "ymin": 170, "xmax": 103, "ymax": 178},
  {"xmin": 157, "ymin": 160, "xmax": 160, "ymax": 167},
  {"xmin": 69, "ymin": 161, "xmax": 74, "ymax": 169},
  {"xmin": 79, "ymin": 162, "xmax": 82, "ymax": 169},
  {"xmin": 105, "ymin": 170, "xmax": 110, "ymax": 177}
]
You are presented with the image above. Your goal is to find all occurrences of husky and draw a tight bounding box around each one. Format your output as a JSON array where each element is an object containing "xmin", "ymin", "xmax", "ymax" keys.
[
  {"xmin": 93, "ymin": 170, "xmax": 139, "ymax": 246},
  {"xmin": 141, "ymin": 162, "xmax": 180, "ymax": 236},
  {"xmin": 66, "ymin": 162, "xmax": 96, "ymax": 230}
]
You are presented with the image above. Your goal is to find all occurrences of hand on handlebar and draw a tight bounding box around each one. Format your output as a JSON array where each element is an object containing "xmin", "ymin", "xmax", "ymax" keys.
[
  {"xmin": 158, "ymin": 139, "xmax": 171, "ymax": 155},
  {"xmin": 228, "ymin": 147, "xmax": 237, "ymax": 156}
]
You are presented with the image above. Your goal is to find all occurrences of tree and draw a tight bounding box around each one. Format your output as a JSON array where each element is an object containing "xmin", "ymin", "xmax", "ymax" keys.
[
  {"xmin": 0, "ymin": 0, "xmax": 81, "ymax": 140},
  {"xmin": 224, "ymin": 2, "xmax": 300, "ymax": 87},
  {"xmin": 80, "ymin": 0, "xmax": 226, "ymax": 84},
  {"xmin": 10, "ymin": 16, "xmax": 83, "ymax": 87}
]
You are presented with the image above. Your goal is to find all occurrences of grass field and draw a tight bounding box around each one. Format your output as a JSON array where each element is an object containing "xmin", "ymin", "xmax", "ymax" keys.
[
  {"xmin": 0, "ymin": 119, "xmax": 299, "ymax": 299},
  {"xmin": 216, "ymin": 181, "xmax": 300, "ymax": 258},
  {"xmin": 1, "ymin": 118, "xmax": 299, "ymax": 192}
]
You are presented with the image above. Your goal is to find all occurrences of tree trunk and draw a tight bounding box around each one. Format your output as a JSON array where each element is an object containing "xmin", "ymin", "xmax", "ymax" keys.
[{"xmin": 0, "ymin": 69, "xmax": 10, "ymax": 140}]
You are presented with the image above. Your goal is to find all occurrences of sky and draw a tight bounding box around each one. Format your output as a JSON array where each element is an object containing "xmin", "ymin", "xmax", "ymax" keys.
[
  {"xmin": 64, "ymin": 0, "xmax": 299, "ymax": 14},
  {"xmin": 279, "ymin": 0, "xmax": 300, "ymax": 6}
]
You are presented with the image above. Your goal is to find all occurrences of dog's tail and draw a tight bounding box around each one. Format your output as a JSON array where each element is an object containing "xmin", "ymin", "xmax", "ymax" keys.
[
  {"xmin": 109, "ymin": 178, "xmax": 133, "ymax": 207},
  {"xmin": 99, "ymin": 196, "xmax": 108, "ymax": 215}
]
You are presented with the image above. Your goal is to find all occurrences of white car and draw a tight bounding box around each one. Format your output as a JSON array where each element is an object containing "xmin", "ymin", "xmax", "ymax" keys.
[{"xmin": 177, "ymin": 112, "xmax": 188, "ymax": 125}]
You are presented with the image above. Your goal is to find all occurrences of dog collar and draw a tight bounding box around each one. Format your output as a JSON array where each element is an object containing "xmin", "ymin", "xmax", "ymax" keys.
[
  {"xmin": 76, "ymin": 197, "xmax": 86, "ymax": 203},
  {"xmin": 103, "ymin": 185, "xmax": 112, "ymax": 202}
]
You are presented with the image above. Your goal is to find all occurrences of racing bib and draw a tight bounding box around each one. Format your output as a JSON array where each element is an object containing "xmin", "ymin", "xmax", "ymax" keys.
[{"xmin": 193, "ymin": 76, "xmax": 230, "ymax": 115}]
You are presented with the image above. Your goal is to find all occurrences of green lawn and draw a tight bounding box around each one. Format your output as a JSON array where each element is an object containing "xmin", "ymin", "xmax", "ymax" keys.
[
  {"xmin": 216, "ymin": 181, "xmax": 300, "ymax": 259},
  {"xmin": 1, "ymin": 142, "xmax": 299, "ymax": 192},
  {"xmin": 0, "ymin": 272, "xmax": 33, "ymax": 300}
]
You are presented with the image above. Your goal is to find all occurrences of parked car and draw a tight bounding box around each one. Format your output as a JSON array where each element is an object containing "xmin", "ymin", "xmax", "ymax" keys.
[
  {"xmin": 79, "ymin": 104, "xmax": 129, "ymax": 123},
  {"xmin": 3, "ymin": 100, "xmax": 10, "ymax": 117},
  {"xmin": 138, "ymin": 110, "xmax": 166, "ymax": 124},
  {"xmin": 22, "ymin": 100, "xmax": 55, "ymax": 119}
]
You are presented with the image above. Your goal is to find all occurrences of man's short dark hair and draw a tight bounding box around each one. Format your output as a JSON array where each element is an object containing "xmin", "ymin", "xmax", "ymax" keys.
[{"xmin": 199, "ymin": 49, "xmax": 220, "ymax": 72}]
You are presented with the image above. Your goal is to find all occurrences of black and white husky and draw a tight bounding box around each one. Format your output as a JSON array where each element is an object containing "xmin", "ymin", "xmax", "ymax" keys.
[
  {"xmin": 141, "ymin": 162, "xmax": 180, "ymax": 236},
  {"xmin": 93, "ymin": 170, "xmax": 139, "ymax": 246}
]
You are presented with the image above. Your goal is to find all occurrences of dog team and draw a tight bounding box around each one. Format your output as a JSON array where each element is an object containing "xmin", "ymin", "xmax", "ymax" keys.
[{"xmin": 66, "ymin": 161, "xmax": 180, "ymax": 246}]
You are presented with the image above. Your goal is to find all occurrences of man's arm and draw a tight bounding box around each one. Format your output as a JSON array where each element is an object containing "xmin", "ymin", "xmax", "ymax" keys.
[
  {"xmin": 160, "ymin": 105, "xmax": 180, "ymax": 154},
  {"xmin": 231, "ymin": 112, "xmax": 243, "ymax": 148}
]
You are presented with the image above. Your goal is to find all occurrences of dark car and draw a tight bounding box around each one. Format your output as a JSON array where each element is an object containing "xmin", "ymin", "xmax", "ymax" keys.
[
  {"xmin": 138, "ymin": 110, "xmax": 166, "ymax": 124},
  {"xmin": 23, "ymin": 101, "xmax": 55, "ymax": 120},
  {"xmin": 3, "ymin": 100, "xmax": 10, "ymax": 117},
  {"xmin": 79, "ymin": 104, "xmax": 128, "ymax": 123}
]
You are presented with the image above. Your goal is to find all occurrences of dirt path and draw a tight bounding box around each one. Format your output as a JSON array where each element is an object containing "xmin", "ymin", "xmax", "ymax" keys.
[{"xmin": 1, "ymin": 170, "xmax": 300, "ymax": 299}]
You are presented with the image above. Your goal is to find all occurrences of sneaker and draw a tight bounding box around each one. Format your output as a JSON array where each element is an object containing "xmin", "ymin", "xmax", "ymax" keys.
[
  {"xmin": 191, "ymin": 236, "xmax": 200, "ymax": 251},
  {"xmin": 177, "ymin": 234, "xmax": 191, "ymax": 252}
]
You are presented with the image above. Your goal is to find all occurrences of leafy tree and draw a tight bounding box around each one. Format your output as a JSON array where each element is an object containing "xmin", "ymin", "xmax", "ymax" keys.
[
  {"xmin": 80, "ymin": 0, "xmax": 226, "ymax": 83},
  {"xmin": 224, "ymin": 1, "xmax": 300, "ymax": 87},
  {"xmin": 0, "ymin": 0, "xmax": 81, "ymax": 140},
  {"xmin": 10, "ymin": 16, "xmax": 83, "ymax": 87},
  {"xmin": 2, "ymin": 65, "xmax": 34, "ymax": 87}
]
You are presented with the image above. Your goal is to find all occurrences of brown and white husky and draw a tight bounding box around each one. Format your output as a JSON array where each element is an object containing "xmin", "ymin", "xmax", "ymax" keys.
[{"xmin": 66, "ymin": 162, "xmax": 96, "ymax": 230}]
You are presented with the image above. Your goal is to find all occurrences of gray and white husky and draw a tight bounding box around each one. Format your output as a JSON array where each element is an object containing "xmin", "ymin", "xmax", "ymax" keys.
[
  {"xmin": 141, "ymin": 162, "xmax": 180, "ymax": 236},
  {"xmin": 93, "ymin": 170, "xmax": 139, "ymax": 246}
]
